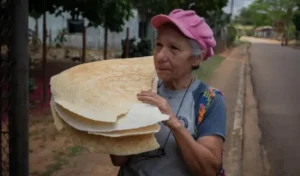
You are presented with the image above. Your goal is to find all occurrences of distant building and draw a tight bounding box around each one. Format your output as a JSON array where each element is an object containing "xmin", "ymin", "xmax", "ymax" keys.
[{"xmin": 254, "ymin": 26, "xmax": 274, "ymax": 38}]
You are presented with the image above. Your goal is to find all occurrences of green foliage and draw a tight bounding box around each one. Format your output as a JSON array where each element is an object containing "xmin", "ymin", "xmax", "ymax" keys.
[
  {"xmin": 234, "ymin": 7, "xmax": 272, "ymax": 26},
  {"xmin": 54, "ymin": 28, "xmax": 68, "ymax": 48},
  {"xmin": 193, "ymin": 55, "xmax": 224, "ymax": 83},
  {"xmin": 235, "ymin": 0, "xmax": 300, "ymax": 33},
  {"xmin": 226, "ymin": 25, "xmax": 237, "ymax": 45},
  {"xmin": 29, "ymin": 0, "xmax": 231, "ymax": 33},
  {"xmin": 29, "ymin": 78, "xmax": 37, "ymax": 94},
  {"xmin": 130, "ymin": 0, "xmax": 229, "ymax": 40},
  {"xmin": 206, "ymin": 10, "xmax": 231, "ymax": 33},
  {"xmin": 245, "ymin": 30, "xmax": 255, "ymax": 36},
  {"xmin": 29, "ymin": 0, "xmax": 60, "ymax": 18},
  {"xmin": 121, "ymin": 38, "xmax": 152, "ymax": 58},
  {"xmin": 29, "ymin": 0, "xmax": 133, "ymax": 33},
  {"xmin": 292, "ymin": 9, "xmax": 300, "ymax": 31},
  {"xmin": 76, "ymin": 0, "xmax": 133, "ymax": 32},
  {"xmin": 131, "ymin": 0, "xmax": 228, "ymax": 22}
]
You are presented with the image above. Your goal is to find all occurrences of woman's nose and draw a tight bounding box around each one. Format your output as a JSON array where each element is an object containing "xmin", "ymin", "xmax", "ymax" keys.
[{"xmin": 156, "ymin": 47, "xmax": 169, "ymax": 63}]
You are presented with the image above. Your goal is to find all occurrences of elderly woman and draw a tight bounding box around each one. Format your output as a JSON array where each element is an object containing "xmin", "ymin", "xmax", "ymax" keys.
[{"xmin": 110, "ymin": 9, "xmax": 226, "ymax": 176}]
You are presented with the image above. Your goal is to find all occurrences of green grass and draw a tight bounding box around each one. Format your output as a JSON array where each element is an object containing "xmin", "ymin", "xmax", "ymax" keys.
[
  {"xmin": 41, "ymin": 146, "xmax": 86, "ymax": 176},
  {"xmin": 233, "ymin": 38, "xmax": 250, "ymax": 47},
  {"xmin": 193, "ymin": 55, "xmax": 225, "ymax": 83}
]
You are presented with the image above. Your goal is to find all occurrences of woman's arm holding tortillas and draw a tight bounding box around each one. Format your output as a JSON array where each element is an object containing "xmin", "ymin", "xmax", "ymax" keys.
[
  {"xmin": 110, "ymin": 155, "xmax": 131, "ymax": 166},
  {"xmin": 136, "ymin": 91, "xmax": 225, "ymax": 175},
  {"xmin": 167, "ymin": 117, "xmax": 223, "ymax": 176},
  {"xmin": 170, "ymin": 94, "xmax": 226, "ymax": 176}
]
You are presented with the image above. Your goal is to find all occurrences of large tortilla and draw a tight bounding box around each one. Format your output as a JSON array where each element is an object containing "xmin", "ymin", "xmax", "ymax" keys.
[
  {"xmin": 54, "ymin": 98, "xmax": 168, "ymax": 132},
  {"xmin": 50, "ymin": 56, "xmax": 157, "ymax": 122},
  {"xmin": 50, "ymin": 99, "xmax": 160, "ymax": 155},
  {"xmin": 88, "ymin": 124, "xmax": 160, "ymax": 137},
  {"xmin": 52, "ymin": 98, "xmax": 162, "ymax": 136}
]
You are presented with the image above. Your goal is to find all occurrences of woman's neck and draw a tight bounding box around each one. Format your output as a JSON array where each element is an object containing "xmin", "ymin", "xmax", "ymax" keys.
[{"xmin": 163, "ymin": 74, "xmax": 194, "ymax": 90}]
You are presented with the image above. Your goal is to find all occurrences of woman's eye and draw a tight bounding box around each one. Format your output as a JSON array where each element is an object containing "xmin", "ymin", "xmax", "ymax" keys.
[
  {"xmin": 156, "ymin": 43, "xmax": 162, "ymax": 47},
  {"xmin": 171, "ymin": 45, "xmax": 179, "ymax": 50}
]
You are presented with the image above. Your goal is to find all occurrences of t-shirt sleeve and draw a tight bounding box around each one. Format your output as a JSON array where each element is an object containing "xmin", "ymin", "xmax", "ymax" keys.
[{"xmin": 196, "ymin": 94, "xmax": 226, "ymax": 141}]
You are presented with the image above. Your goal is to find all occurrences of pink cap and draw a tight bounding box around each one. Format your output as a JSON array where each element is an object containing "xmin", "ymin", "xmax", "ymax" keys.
[{"xmin": 151, "ymin": 9, "xmax": 216, "ymax": 60}]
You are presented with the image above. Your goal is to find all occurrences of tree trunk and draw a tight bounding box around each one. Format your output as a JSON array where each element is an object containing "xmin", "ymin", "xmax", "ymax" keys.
[{"xmin": 103, "ymin": 27, "xmax": 108, "ymax": 60}]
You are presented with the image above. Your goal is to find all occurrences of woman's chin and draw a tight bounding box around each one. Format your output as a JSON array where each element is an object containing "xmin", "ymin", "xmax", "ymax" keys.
[{"xmin": 157, "ymin": 73, "xmax": 172, "ymax": 81}]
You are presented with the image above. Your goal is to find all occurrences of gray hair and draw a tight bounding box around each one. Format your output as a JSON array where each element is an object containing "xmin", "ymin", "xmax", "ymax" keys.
[
  {"xmin": 189, "ymin": 39, "xmax": 202, "ymax": 70},
  {"xmin": 189, "ymin": 39, "xmax": 202, "ymax": 57}
]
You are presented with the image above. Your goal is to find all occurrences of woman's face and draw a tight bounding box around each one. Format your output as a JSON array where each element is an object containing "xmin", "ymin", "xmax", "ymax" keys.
[{"xmin": 154, "ymin": 24, "xmax": 199, "ymax": 81}]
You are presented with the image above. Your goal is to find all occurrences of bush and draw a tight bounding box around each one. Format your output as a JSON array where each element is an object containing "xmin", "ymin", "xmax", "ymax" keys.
[
  {"xmin": 227, "ymin": 25, "xmax": 237, "ymax": 46},
  {"xmin": 121, "ymin": 37, "xmax": 152, "ymax": 58},
  {"xmin": 245, "ymin": 30, "xmax": 254, "ymax": 36},
  {"xmin": 29, "ymin": 77, "xmax": 37, "ymax": 93}
]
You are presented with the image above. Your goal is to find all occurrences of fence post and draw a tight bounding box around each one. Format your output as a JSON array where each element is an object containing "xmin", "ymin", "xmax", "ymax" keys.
[
  {"xmin": 103, "ymin": 27, "xmax": 108, "ymax": 60},
  {"xmin": 9, "ymin": 0, "xmax": 29, "ymax": 175},
  {"xmin": 42, "ymin": 0, "xmax": 47, "ymax": 103},
  {"xmin": 125, "ymin": 27, "xmax": 130, "ymax": 58},
  {"xmin": 82, "ymin": 26, "xmax": 86, "ymax": 63}
]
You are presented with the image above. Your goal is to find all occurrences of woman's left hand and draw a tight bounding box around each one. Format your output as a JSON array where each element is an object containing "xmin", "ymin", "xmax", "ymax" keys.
[{"xmin": 137, "ymin": 91, "xmax": 177, "ymax": 127}]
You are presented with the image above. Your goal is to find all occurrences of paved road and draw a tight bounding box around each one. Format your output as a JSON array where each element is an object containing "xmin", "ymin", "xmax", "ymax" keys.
[{"xmin": 249, "ymin": 39, "xmax": 300, "ymax": 176}]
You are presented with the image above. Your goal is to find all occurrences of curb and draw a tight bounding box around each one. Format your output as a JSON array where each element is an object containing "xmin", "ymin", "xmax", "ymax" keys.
[{"xmin": 225, "ymin": 44, "xmax": 248, "ymax": 176}]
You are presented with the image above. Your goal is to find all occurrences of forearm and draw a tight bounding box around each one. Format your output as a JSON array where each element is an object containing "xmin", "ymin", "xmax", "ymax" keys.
[{"xmin": 168, "ymin": 119, "xmax": 220, "ymax": 176}]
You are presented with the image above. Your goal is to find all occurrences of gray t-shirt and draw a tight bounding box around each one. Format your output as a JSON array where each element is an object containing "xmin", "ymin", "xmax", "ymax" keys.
[{"xmin": 118, "ymin": 79, "xmax": 226, "ymax": 176}]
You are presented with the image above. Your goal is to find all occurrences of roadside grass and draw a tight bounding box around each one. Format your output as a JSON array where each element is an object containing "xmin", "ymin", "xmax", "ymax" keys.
[
  {"xmin": 233, "ymin": 38, "xmax": 251, "ymax": 47},
  {"xmin": 193, "ymin": 55, "xmax": 225, "ymax": 83}
]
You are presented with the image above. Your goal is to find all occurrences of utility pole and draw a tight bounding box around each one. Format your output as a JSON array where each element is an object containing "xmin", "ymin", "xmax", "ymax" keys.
[
  {"xmin": 10, "ymin": 0, "xmax": 29, "ymax": 175},
  {"xmin": 230, "ymin": 0, "xmax": 234, "ymax": 15}
]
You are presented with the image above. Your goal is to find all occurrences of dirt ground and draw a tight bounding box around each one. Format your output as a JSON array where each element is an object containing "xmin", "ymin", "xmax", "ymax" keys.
[
  {"xmin": 29, "ymin": 110, "xmax": 120, "ymax": 176},
  {"xmin": 28, "ymin": 50, "xmax": 120, "ymax": 176}
]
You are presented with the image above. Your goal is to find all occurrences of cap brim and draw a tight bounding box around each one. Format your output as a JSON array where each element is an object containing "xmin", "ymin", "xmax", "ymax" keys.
[{"xmin": 151, "ymin": 14, "xmax": 195, "ymax": 40}]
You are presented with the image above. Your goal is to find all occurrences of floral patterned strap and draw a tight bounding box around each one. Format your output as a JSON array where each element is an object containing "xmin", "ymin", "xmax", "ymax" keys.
[
  {"xmin": 196, "ymin": 87, "xmax": 222, "ymax": 126},
  {"xmin": 195, "ymin": 87, "xmax": 225, "ymax": 176}
]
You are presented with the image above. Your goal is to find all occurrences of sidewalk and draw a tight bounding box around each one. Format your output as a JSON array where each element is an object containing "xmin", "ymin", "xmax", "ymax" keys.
[{"xmin": 207, "ymin": 44, "xmax": 249, "ymax": 176}]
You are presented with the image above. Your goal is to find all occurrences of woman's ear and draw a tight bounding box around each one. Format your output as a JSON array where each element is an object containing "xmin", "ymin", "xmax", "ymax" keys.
[
  {"xmin": 200, "ymin": 50, "xmax": 206, "ymax": 61},
  {"xmin": 192, "ymin": 55, "xmax": 202, "ymax": 67}
]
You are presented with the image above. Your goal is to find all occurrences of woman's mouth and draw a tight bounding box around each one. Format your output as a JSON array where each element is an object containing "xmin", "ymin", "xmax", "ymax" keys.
[{"xmin": 157, "ymin": 68, "xmax": 170, "ymax": 71}]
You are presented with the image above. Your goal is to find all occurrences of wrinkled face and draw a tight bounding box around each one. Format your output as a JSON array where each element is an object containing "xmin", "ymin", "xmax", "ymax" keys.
[{"xmin": 154, "ymin": 24, "xmax": 199, "ymax": 81}]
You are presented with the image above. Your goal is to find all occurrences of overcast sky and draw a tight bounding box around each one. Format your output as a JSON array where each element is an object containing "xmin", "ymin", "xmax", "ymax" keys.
[{"xmin": 223, "ymin": 0, "xmax": 254, "ymax": 15}]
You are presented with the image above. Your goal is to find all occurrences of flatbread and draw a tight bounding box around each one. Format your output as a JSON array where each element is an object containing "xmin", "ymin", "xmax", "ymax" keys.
[
  {"xmin": 50, "ymin": 56, "xmax": 157, "ymax": 122},
  {"xmin": 52, "ymin": 98, "xmax": 161, "ymax": 137},
  {"xmin": 151, "ymin": 72, "xmax": 159, "ymax": 92},
  {"xmin": 88, "ymin": 124, "xmax": 160, "ymax": 137},
  {"xmin": 50, "ymin": 99, "xmax": 160, "ymax": 155},
  {"xmin": 53, "ymin": 98, "xmax": 168, "ymax": 132}
]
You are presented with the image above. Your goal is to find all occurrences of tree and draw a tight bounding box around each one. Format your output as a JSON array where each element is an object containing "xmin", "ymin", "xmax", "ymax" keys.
[
  {"xmin": 29, "ymin": 0, "xmax": 59, "ymax": 39},
  {"xmin": 233, "ymin": 7, "xmax": 270, "ymax": 26},
  {"xmin": 292, "ymin": 7, "xmax": 300, "ymax": 39},
  {"xmin": 52, "ymin": 0, "xmax": 133, "ymax": 32},
  {"xmin": 85, "ymin": 0, "xmax": 133, "ymax": 32},
  {"xmin": 132, "ymin": 0, "xmax": 228, "ymax": 20},
  {"xmin": 131, "ymin": 0, "xmax": 229, "ymax": 39},
  {"xmin": 235, "ymin": 0, "xmax": 299, "ymax": 33}
]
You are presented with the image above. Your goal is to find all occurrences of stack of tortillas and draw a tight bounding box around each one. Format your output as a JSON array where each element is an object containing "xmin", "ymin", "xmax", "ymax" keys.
[{"xmin": 50, "ymin": 56, "xmax": 169, "ymax": 156}]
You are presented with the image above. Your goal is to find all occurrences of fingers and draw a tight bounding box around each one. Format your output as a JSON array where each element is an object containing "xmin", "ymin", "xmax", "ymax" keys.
[
  {"xmin": 137, "ymin": 91, "xmax": 162, "ymax": 105},
  {"xmin": 137, "ymin": 94, "xmax": 159, "ymax": 105},
  {"xmin": 139, "ymin": 90, "xmax": 155, "ymax": 95}
]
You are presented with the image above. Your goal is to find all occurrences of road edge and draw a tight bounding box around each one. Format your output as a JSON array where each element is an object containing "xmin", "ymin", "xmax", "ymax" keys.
[
  {"xmin": 225, "ymin": 44, "xmax": 247, "ymax": 176},
  {"xmin": 242, "ymin": 43, "xmax": 271, "ymax": 176}
]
